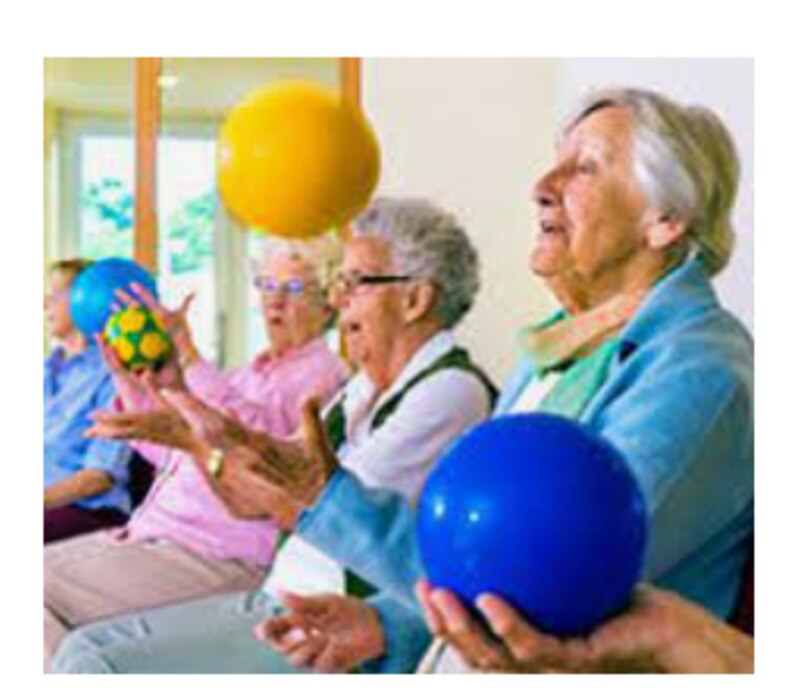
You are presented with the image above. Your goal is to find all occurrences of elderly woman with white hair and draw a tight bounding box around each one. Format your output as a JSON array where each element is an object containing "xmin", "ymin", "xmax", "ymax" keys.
[
  {"xmin": 44, "ymin": 242, "xmax": 350, "ymax": 669},
  {"xmin": 140, "ymin": 87, "xmax": 753, "ymax": 674},
  {"xmin": 51, "ymin": 197, "xmax": 497, "ymax": 673}
]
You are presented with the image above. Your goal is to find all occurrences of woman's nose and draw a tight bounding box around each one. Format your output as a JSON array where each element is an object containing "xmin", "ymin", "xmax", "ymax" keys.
[
  {"xmin": 328, "ymin": 285, "xmax": 346, "ymax": 310},
  {"xmin": 532, "ymin": 167, "xmax": 561, "ymax": 208}
]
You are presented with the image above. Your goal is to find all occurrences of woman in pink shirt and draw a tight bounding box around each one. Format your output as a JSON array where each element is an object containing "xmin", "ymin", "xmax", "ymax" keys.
[{"xmin": 44, "ymin": 244, "xmax": 350, "ymax": 666}]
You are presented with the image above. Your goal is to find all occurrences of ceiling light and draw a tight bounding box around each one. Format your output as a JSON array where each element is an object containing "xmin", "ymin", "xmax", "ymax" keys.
[{"xmin": 158, "ymin": 74, "xmax": 180, "ymax": 89}]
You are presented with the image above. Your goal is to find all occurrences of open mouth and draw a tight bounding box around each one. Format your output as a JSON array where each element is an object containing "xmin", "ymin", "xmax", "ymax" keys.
[{"xmin": 540, "ymin": 220, "xmax": 564, "ymax": 235}]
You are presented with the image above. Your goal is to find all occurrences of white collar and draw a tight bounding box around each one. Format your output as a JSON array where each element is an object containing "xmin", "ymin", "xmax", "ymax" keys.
[{"xmin": 341, "ymin": 329, "xmax": 456, "ymax": 423}]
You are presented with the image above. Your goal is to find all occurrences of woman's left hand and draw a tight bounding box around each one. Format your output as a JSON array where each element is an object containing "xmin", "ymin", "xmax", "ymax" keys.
[
  {"xmin": 86, "ymin": 405, "xmax": 197, "ymax": 452},
  {"xmin": 162, "ymin": 391, "xmax": 340, "ymax": 508}
]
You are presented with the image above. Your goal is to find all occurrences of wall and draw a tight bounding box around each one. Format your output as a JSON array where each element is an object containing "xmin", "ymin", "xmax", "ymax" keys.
[
  {"xmin": 363, "ymin": 58, "xmax": 559, "ymax": 382},
  {"xmin": 555, "ymin": 58, "xmax": 754, "ymax": 330}
]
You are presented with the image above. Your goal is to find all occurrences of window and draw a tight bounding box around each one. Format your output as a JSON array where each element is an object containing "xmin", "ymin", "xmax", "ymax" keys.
[{"xmin": 58, "ymin": 118, "xmax": 225, "ymax": 363}]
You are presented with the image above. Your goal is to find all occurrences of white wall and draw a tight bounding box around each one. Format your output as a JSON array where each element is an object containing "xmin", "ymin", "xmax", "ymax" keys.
[
  {"xmin": 363, "ymin": 58, "xmax": 559, "ymax": 382},
  {"xmin": 555, "ymin": 58, "xmax": 754, "ymax": 330}
]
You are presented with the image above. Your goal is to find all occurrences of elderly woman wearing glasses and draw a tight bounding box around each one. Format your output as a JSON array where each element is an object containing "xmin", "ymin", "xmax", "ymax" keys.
[
  {"xmin": 43, "ymin": 244, "xmax": 349, "ymax": 669},
  {"xmin": 50, "ymin": 197, "xmax": 497, "ymax": 674}
]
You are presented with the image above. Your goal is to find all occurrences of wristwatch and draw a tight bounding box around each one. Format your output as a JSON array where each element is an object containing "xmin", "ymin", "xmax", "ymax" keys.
[{"xmin": 206, "ymin": 448, "xmax": 225, "ymax": 479}]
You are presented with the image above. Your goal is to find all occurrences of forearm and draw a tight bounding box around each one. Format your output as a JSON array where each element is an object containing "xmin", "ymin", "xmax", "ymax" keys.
[
  {"xmin": 44, "ymin": 469, "xmax": 114, "ymax": 509},
  {"xmin": 296, "ymin": 469, "xmax": 424, "ymax": 609}
]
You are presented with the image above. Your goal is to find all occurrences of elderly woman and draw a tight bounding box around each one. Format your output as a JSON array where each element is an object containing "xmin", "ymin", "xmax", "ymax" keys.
[
  {"xmin": 158, "ymin": 87, "xmax": 751, "ymax": 674},
  {"xmin": 44, "ymin": 244, "xmax": 349, "ymax": 668},
  {"xmin": 51, "ymin": 198, "xmax": 496, "ymax": 674},
  {"xmin": 44, "ymin": 258, "xmax": 132, "ymax": 543}
]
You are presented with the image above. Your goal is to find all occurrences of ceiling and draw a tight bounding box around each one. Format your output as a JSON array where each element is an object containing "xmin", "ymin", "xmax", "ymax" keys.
[{"xmin": 44, "ymin": 58, "xmax": 340, "ymax": 119}]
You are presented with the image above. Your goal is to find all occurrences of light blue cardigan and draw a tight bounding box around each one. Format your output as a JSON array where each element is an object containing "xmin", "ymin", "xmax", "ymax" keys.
[{"xmin": 296, "ymin": 257, "xmax": 754, "ymax": 671}]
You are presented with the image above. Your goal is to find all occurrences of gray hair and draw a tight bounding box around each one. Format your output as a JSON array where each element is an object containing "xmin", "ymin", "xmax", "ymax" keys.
[
  {"xmin": 565, "ymin": 88, "xmax": 740, "ymax": 276},
  {"xmin": 251, "ymin": 233, "xmax": 343, "ymax": 292},
  {"xmin": 352, "ymin": 197, "xmax": 480, "ymax": 328}
]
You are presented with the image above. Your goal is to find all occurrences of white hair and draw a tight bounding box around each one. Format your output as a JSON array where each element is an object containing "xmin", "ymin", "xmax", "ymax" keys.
[
  {"xmin": 352, "ymin": 197, "xmax": 481, "ymax": 329},
  {"xmin": 251, "ymin": 232, "xmax": 344, "ymax": 291},
  {"xmin": 564, "ymin": 87, "xmax": 740, "ymax": 276}
]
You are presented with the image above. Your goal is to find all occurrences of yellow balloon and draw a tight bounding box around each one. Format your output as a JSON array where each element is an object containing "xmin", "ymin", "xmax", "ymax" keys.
[{"xmin": 217, "ymin": 80, "xmax": 381, "ymax": 239}]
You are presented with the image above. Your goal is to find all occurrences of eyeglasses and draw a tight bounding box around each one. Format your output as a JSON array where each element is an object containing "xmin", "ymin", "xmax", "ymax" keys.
[
  {"xmin": 331, "ymin": 272, "xmax": 415, "ymax": 297},
  {"xmin": 253, "ymin": 276, "xmax": 312, "ymax": 297}
]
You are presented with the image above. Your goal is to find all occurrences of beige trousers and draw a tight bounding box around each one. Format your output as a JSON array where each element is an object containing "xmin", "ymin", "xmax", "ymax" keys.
[{"xmin": 44, "ymin": 530, "xmax": 264, "ymax": 670}]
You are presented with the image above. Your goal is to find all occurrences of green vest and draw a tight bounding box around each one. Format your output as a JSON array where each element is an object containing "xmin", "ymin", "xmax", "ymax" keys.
[{"xmin": 324, "ymin": 346, "xmax": 497, "ymax": 599}]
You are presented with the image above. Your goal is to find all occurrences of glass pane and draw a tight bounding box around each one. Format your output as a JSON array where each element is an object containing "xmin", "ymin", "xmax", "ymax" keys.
[
  {"xmin": 157, "ymin": 135, "xmax": 218, "ymax": 361},
  {"xmin": 45, "ymin": 58, "xmax": 135, "ymax": 265},
  {"xmin": 79, "ymin": 134, "xmax": 134, "ymax": 259}
]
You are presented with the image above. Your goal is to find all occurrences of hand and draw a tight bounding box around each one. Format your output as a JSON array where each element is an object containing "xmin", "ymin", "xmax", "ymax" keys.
[
  {"xmin": 115, "ymin": 283, "xmax": 198, "ymax": 363},
  {"xmin": 415, "ymin": 581, "xmax": 754, "ymax": 674},
  {"xmin": 163, "ymin": 391, "xmax": 340, "ymax": 509},
  {"xmin": 156, "ymin": 389, "xmax": 305, "ymax": 526},
  {"xmin": 96, "ymin": 332, "xmax": 146, "ymax": 408},
  {"xmin": 202, "ymin": 445, "xmax": 305, "ymax": 528},
  {"xmin": 254, "ymin": 592, "xmax": 385, "ymax": 673},
  {"xmin": 85, "ymin": 380, "xmax": 197, "ymax": 453},
  {"xmin": 96, "ymin": 332, "xmax": 186, "ymax": 408}
]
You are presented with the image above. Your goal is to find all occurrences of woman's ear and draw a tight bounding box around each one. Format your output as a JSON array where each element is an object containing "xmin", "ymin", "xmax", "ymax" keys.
[
  {"xmin": 403, "ymin": 281, "xmax": 438, "ymax": 324},
  {"xmin": 644, "ymin": 211, "xmax": 688, "ymax": 250}
]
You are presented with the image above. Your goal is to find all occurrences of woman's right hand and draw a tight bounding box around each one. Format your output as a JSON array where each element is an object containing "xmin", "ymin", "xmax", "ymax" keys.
[
  {"xmin": 96, "ymin": 333, "xmax": 147, "ymax": 409},
  {"xmin": 115, "ymin": 283, "xmax": 198, "ymax": 363}
]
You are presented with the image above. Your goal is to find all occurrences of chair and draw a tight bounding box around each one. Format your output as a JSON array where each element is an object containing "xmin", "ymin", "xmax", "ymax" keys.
[{"xmin": 127, "ymin": 453, "xmax": 156, "ymax": 511}]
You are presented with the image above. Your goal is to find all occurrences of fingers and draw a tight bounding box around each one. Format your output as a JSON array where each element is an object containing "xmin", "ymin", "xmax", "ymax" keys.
[
  {"xmin": 476, "ymin": 593, "xmax": 567, "ymax": 668},
  {"xmin": 300, "ymin": 397, "xmax": 339, "ymax": 476},
  {"xmin": 278, "ymin": 590, "xmax": 333, "ymax": 613},
  {"xmin": 283, "ymin": 633, "xmax": 327, "ymax": 669},
  {"xmin": 140, "ymin": 371, "xmax": 171, "ymax": 410},
  {"xmin": 85, "ymin": 411, "xmax": 137, "ymax": 440},
  {"xmin": 178, "ymin": 292, "xmax": 196, "ymax": 317},
  {"xmin": 128, "ymin": 282, "xmax": 160, "ymax": 312},
  {"xmin": 428, "ymin": 587, "xmax": 509, "ymax": 671},
  {"xmin": 114, "ymin": 287, "xmax": 141, "ymax": 309},
  {"xmin": 256, "ymin": 614, "xmax": 308, "ymax": 650},
  {"xmin": 416, "ymin": 579, "xmax": 446, "ymax": 636},
  {"xmin": 311, "ymin": 643, "xmax": 348, "ymax": 673}
]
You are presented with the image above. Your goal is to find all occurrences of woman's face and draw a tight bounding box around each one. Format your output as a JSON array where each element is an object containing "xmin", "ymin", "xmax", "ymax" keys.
[
  {"xmin": 45, "ymin": 269, "xmax": 76, "ymax": 339},
  {"xmin": 256, "ymin": 253, "xmax": 328, "ymax": 354},
  {"xmin": 530, "ymin": 106, "xmax": 656, "ymax": 298},
  {"xmin": 330, "ymin": 236, "xmax": 409, "ymax": 385}
]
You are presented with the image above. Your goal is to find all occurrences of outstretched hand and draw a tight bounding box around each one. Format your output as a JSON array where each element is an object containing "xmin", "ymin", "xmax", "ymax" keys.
[
  {"xmin": 163, "ymin": 391, "xmax": 340, "ymax": 508},
  {"xmin": 85, "ymin": 384, "xmax": 195, "ymax": 458},
  {"xmin": 157, "ymin": 391, "xmax": 338, "ymax": 526},
  {"xmin": 254, "ymin": 592, "xmax": 385, "ymax": 673},
  {"xmin": 114, "ymin": 283, "xmax": 198, "ymax": 361}
]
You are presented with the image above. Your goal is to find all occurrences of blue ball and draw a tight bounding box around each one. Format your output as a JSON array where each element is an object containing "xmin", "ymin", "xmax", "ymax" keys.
[
  {"xmin": 69, "ymin": 258, "xmax": 158, "ymax": 337},
  {"xmin": 416, "ymin": 413, "xmax": 648, "ymax": 636}
]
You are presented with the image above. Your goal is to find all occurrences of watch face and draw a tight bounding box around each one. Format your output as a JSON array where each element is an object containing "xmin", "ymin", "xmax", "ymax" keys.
[{"xmin": 206, "ymin": 449, "xmax": 225, "ymax": 479}]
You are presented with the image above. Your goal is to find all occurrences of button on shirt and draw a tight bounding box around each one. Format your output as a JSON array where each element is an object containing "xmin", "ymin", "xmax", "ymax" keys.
[
  {"xmin": 123, "ymin": 337, "xmax": 349, "ymax": 568},
  {"xmin": 44, "ymin": 345, "xmax": 132, "ymax": 513}
]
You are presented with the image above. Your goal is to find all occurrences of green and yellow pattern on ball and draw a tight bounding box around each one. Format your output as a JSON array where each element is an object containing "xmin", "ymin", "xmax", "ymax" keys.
[{"xmin": 104, "ymin": 307, "xmax": 173, "ymax": 370}]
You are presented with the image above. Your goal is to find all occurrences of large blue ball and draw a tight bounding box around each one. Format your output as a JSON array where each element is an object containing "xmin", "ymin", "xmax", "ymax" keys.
[
  {"xmin": 69, "ymin": 258, "xmax": 158, "ymax": 337},
  {"xmin": 416, "ymin": 413, "xmax": 648, "ymax": 636}
]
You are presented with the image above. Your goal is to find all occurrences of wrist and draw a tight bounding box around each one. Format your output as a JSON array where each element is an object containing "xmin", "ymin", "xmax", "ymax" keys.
[
  {"xmin": 362, "ymin": 605, "xmax": 387, "ymax": 662},
  {"xmin": 174, "ymin": 334, "xmax": 200, "ymax": 367}
]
